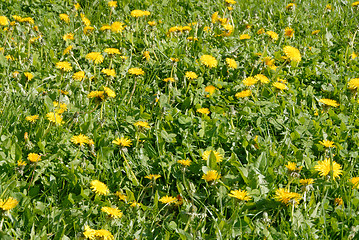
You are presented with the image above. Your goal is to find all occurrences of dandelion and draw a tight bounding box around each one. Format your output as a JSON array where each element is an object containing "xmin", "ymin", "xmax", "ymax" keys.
[
  {"xmin": 202, "ymin": 170, "xmax": 221, "ymax": 182},
  {"xmin": 202, "ymin": 150, "xmax": 223, "ymax": 163},
  {"xmin": 314, "ymin": 159, "xmax": 342, "ymax": 179},
  {"xmin": 286, "ymin": 3, "xmax": 295, "ymax": 10},
  {"xmin": 111, "ymin": 21, "xmax": 125, "ymax": 33},
  {"xmin": 46, "ymin": 112, "xmax": 64, "ymax": 125},
  {"xmin": 134, "ymin": 121, "xmax": 150, "ymax": 128},
  {"xmin": 205, "ymin": 85, "xmax": 217, "ymax": 96},
  {"xmin": 53, "ymin": 101, "xmax": 67, "ymax": 114},
  {"xmin": 101, "ymin": 68, "xmax": 116, "ymax": 77},
  {"xmin": 28, "ymin": 153, "xmax": 41, "ymax": 162},
  {"xmin": 88, "ymin": 91, "xmax": 105, "ymax": 100},
  {"xmin": 131, "ymin": 10, "xmax": 148, "ymax": 17},
  {"xmin": 80, "ymin": 14, "xmax": 91, "ymax": 26},
  {"xmin": 108, "ymin": 1, "xmax": 117, "ymax": 8},
  {"xmin": 112, "ymin": 137, "xmax": 132, "ymax": 147},
  {"xmin": 103, "ymin": 87, "xmax": 116, "ymax": 98},
  {"xmin": 273, "ymin": 81, "xmax": 287, "ymax": 90},
  {"xmin": 351, "ymin": 52, "xmax": 358, "ymax": 59},
  {"xmin": 197, "ymin": 108, "xmax": 210, "ymax": 115},
  {"xmin": 100, "ymin": 25, "xmax": 111, "ymax": 31},
  {"xmin": 257, "ymin": 28, "xmax": 265, "ymax": 34},
  {"xmin": 104, "ymin": 48, "xmax": 121, "ymax": 55},
  {"xmin": 63, "ymin": 33, "xmax": 74, "ymax": 41},
  {"xmin": 101, "ymin": 207, "xmax": 123, "ymax": 218},
  {"xmin": 59, "ymin": 14, "xmax": 70, "ymax": 23},
  {"xmin": 200, "ymin": 55, "xmax": 218, "ymax": 68},
  {"xmin": 143, "ymin": 51, "xmax": 150, "ymax": 60},
  {"xmin": 312, "ymin": 30, "xmax": 320, "ymax": 35},
  {"xmin": 284, "ymin": 27, "xmax": 294, "ymax": 37},
  {"xmin": 163, "ymin": 77, "xmax": 175, "ymax": 82},
  {"xmin": 300, "ymin": 178, "xmax": 314, "ymax": 186},
  {"xmin": 318, "ymin": 98, "xmax": 339, "ymax": 107},
  {"xmin": 348, "ymin": 78, "xmax": 359, "ymax": 90},
  {"xmin": 73, "ymin": 71, "xmax": 86, "ymax": 81},
  {"xmin": 334, "ymin": 198, "xmax": 343, "ymax": 206},
  {"xmin": 275, "ymin": 188, "xmax": 301, "ymax": 206},
  {"xmin": 24, "ymin": 72, "xmax": 33, "ymax": 81},
  {"xmin": 185, "ymin": 71, "xmax": 198, "ymax": 80},
  {"xmin": 128, "ymin": 67, "xmax": 145, "ymax": 76},
  {"xmin": 283, "ymin": 46, "xmax": 301, "ymax": 62},
  {"xmin": 242, "ymin": 77, "xmax": 257, "ymax": 87},
  {"xmin": 56, "ymin": 61, "xmax": 72, "ymax": 72},
  {"xmin": 83, "ymin": 26, "xmax": 94, "ymax": 35},
  {"xmin": 211, "ymin": 12, "xmax": 219, "ymax": 23},
  {"xmin": 83, "ymin": 226, "xmax": 114, "ymax": 240},
  {"xmin": 226, "ymin": 58, "xmax": 237, "ymax": 69},
  {"xmin": 129, "ymin": 201, "xmax": 140, "ymax": 207},
  {"xmin": 239, "ymin": 34, "xmax": 251, "ymax": 40},
  {"xmin": 144, "ymin": 174, "xmax": 161, "ymax": 180},
  {"xmin": 353, "ymin": 1, "xmax": 359, "ymax": 7},
  {"xmin": 0, "ymin": 197, "xmax": 18, "ymax": 211},
  {"xmin": 319, "ymin": 140, "xmax": 335, "ymax": 148},
  {"xmin": 0, "ymin": 16, "xmax": 9, "ymax": 26},
  {"xmin": 235, "ymin": 90, "xmax": 251, "ymax": 98},
  {"xmin": 25, "ymin": 115, "xmax": 39, "ymax": 123},
  {"xmin": 177, "ymin": 159, "xmax": 192, "ymax": 167},
  {"xmin": 228, "ymin": 189, "xmax": 251, "ymax": 201},
  {"xmin": 266, "ymin": 31, "xmax": 278, "ymax": 41},
  {"xmin": 86, "ymin": 52, "xmax": 104, "ymax": 64},
  {"xmin": 90, "ymin": 180, "xmax": 109, "ymax": 195},
  {"xmin": 285, "ymin": 162, "xmax": 302, "ymax": 172},
  {"xmin": 71, "ymin": 134, "xmax": 89, "ymax": 146},
  {"xmin": 115, "ymin": 191, "xmax": 128, "ymax": 201},
  {"xmin": 187, "ymin": 36, "xmax": 198, "ymax": 41},
  {"xmin": 159, "ymin": 195, "xmax": 177, "ymax": 204},
  {"xmin": 148, "ymin": 21, "xmax": 156, "ymax": 26},
  {"xmin": 254, "ymin": 74, "xmax": 270, "ymax": 84},
  {"xmin": 349, "ymin": 177, "xmax": 359, "ymax": 189},
  {"xmin": 63, "ymin": 45, "xmax": 73, "ymax": 55}
]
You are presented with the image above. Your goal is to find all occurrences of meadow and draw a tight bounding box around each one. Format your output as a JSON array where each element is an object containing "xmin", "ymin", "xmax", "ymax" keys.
[{"xmin": 1, "ymin": 0, "xmax": 359, "ymax": 239}]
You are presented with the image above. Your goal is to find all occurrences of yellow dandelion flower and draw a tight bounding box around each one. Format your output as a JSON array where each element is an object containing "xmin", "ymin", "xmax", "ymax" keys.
[
  {"xmin": 104, "ymin": 48, "xmax": 121, "ymax": 55},
  {"xmin": 112, "ymin": 137, "xmax": 132, "ymax": 147},
  {"xmin": 225, "ymin": 0, "xmax": 236, "ymax": 4},
  {"xmin": 53, "ymin": 101, "xmax": 67, "ymax": 114},
  {"xmin": 144, "ymin": 174, "xmax": 161, "ymax": 180},
  {"xmin": 134, "ymin": 121, "xmax": 150, "ymax": 128},
  {"xmin": 63, "ymin": 45, "xmax": 73, "ymax": 55},
  {"xmin": 56, "ymin": 61, "xmax": 72, "ymax": 72},
  {"xmin": 197, "ymin": 108, "xmax": 210, "ymax": 115},
  {"xmin": 177, "ymin": 159, "xmax": 192, "ymax": 167},
  {"xmin": 108, "ymin": 1, "xmax": 117, "ymax": 8},
  {"xmin": 273, "ymin": 81, "xmax": 287, "ymax": 90},
  {"xmin": 24, "ymin": 72, "xmax": 33, "ymax": 81},
  {"xmin": 353, "ymin": 1, "xmax": 359, "ymax": 7},
  {"xmin": 318, "ymin": 98, "xmax": 339, "ymax": 107},
  {"xmin": 128, "ymin": 67, "xmax": 145, "ymax": 76},
  {"xmin": 239, "ymin": 34, "xmax": 251, "ymax": 40},
  {"xmin": 143, "ymin": 51, "xmax": 150, "ymax": 60},
  {"xmin": 205, "ymin": 85, "xmax": 217, "ymax": 95},
  {"xmin": 211, "ymin": 12, "xmax": 219, "ymax": 23},
  {"xmin": 100, "ymin": 25, "xmax": 111, "ymax": 31},
  {"xmin": 88, "ymin": 91, "xmax": 105, "ymax": 100},
  {"xmin": 242, "ymin": 77, "xmax": 258, "ymax": 86},
  {"xmin": 283, "ymin": 46, "xmax": 301, "ymax": 62},
  {"xmin": 90, "ymin": 180, "xmax": 109, "ymax": 195},
  {"xmin": 71, "ymin": 134, "xmax": 89, "ymax": 146},
  {"xmin": 129, "ymin": 201, "xmax": 140, "ymax": 207},
  {"xmin": 185, "ymin": 71, "xmax": 198, "ymax": 80},
  {"xmin": 86, "ymin": 52, "xmax": 104, "ymax": 64},
  {"xmin": 319, "ymin": 140, "xmax": 335, "ymax": 148},
  {"xmin": 101, "ymin": 207, "xmax": 122, "ymax": 218},
  {"xmin": 59, "ymin": 14, "xmax": 70, "ymax": 23},
  {"xmin": 314, "ymin": 159, "xmax": 342, "ymax": 179},
  {"xmin": 115, "ymin": 191, "xmax": 128, "ymax": 201},
  {"xmin": 202, "ymin": 170, "xmax": 221, "ymax": 182},
  {"xmin": 257, "ymin": 28, "xmax": 265, "ymax": 34},
  {"xmin": 63, "ymin": 33, "xmax": 74, "ymax": 41},
  {"xmin": 300, "ymin": 178, "xmax": 314, "ymax": 186},
  {"xmin": 235, "ymin": 90, "xmax": 251, "ymax": 98},
  {"xmin": 46, "ymin": 112, "xmax": 64, "ymax": 125},
  {"xmin": 101, "ymin": 68, "xmax": 116, "ymax": 77},
  {"xmin": 131, "ymin": 10, "xmax": 145, "ymax": 17},
  {"xmin": 254, "ymin": 74, "xmax": 270, "ymax": 84},
  {"xmin": 286, "ymin": 3, "xmax": 296, "ymax": 10},
  {"xmin": 348, "ymin": 78, "xmax": 359, "ymax": 90},
  {"xmin": 12, "ymin": 71, "xmax": 19, "ymax": 78},
  {"xmin": 83, "ymin": 226, "xmax": 96, "ymax": 239},
  {"xmin": 0, "ymin": 16, "xmax": 9, "ymax": 26},
  {"xmin": 187, "ymin": 36, "xmax": 198, "ymax": 41},
  {"xmin": 351, "ymin": 52, "xmax": 358, "ymax": 59},
  {"xmin": 350, "ymin": 177, "xmax": 359, "ymax": 189},
  {"xmin": 73, "ymin": 71, "xmax": 85, "ymax": 81},
  {"xmin": 312, "ymin": 30, "xmax": 320, "ymax": 35},
  {"xmin": 266, "ymin": 31, "xmax": 278, "ymax": 40},
  {"xmin": 159, "ymin": 195, "xmax": 177, "ymax": 204},
  {"xmin": 0, "ymin": 197, "xmax": 18, "ymax": 211},
  {"xmin": 83, "ymin": 26, "xmax": 94, "ymax": 35},
  {"xmin": 226, "ymin": 58, "xmax": 237, "ymax": 69},
  {"xmin": 25, "ymin": 115, "xmax": 39, "ymax": 123},
  {"xmin": 285, "ymin": 162, "xmax": 302, "ymax": 172},
  {"xmin": 104, "ymin": 86, "xmax": 116, "ymax": 98},
  {"xmin": 111, "ymin": 21, "xmax": 125, "ymax": 33},
  {"xmin": 74, "ymin": 3, "xmax": 81, "ymax": 10},
  {"xmin": 202, "ymin": 150, "xmax": 223, "ymax": 163},
  {"xmin": 228, "ymin": 189, "xmax": 251, "ymax": 201},
  {"xmin": 28, "ymin": 153, "xmax": 41, "ymax": 163},
  {"xmin": 335, "ymin": 198, "xmax": 343, "ymax": 206},
  {"xmin": 80, "ymin": 14, "xmax": 91, "ymax": 26},
  {"xmin": 163, "ymin": 77, "xmax": 175, "ymax": 82},
  {"xmin": 148, "ymin": 21, "xmax": 156, "ymax": 26},
  {"xmin": 275, "ymin": 188, "xmax": 301, "ymax": 206},
  {"xmin": 200, "ymin": 55, "xmax": 218, "ymax": 68},
  {"xmin": 284, "ymin": 27, "xmax": 294, "ymax": 37}
]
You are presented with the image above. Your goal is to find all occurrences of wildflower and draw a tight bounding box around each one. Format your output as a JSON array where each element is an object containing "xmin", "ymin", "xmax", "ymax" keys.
[
  {"xmin": 100, "ymin": 25, "xmax": 111, "ymax": 31},
  {"xmin": 12, "ymin": 71, "xmax": 19, "ymax": 78},
  {"xmin": 170, "ymin": 57, "xmax": 179, "ymax": 62},
  {"xmin": 83, "ymin": 26, "xmax": 94, "ymax": 35},
  {"xmin": 205, "ymin": 85, "xmax": 217, "ymax": 96},
  {"xmin": 273, "ymin": 81, "xmax": 287, "ymax": 90},
  {"xmin": 200, "ymin": 55, "xmax": 218, "ymax": 68},
  {"xmin": 257, "ymin": 28, "xmax": 265, "ymax": 34},
  {"xmin": 334, "ymin": 198, "xmax": 343, "ymax": 206},
  {"xmin": 312, "ymin": 30, "xmax": 320, "ymax": 35},
  {"xmin": 163, "ymin": 77, "xmax": 175, "ymax": 82},
  {"xmin": 74, "ymin": 3, "xmax": 81, "ymax": 10},
  {"xmin": 71, "ymin": 134, "xmax": 89, "ymax": 146},
  {"xmin": 101, "ymin": 68, "xmax": 116, "ymax": 77},
  {"xmin": 148, "ymin": 21, "xmax": 156, "ymax": 26},
  {"xmin": 131, "ymin": 10, "xmax": 147, "ymax": 17},
  {"xmin": 286, "ymin": 3, "xmax": 295, "ymax": 10},
  {"xmin": 285, "ymin": 162, "xmax": 302, "ymax": 172},
  {"xmin": 25, "ymin": 115, "xmax": 39, "ymax": 123},
  {"xmin": 266, "ymin": 31, "xmax": 278, "ymax": 40},
  {"xmin": 28, "ymin": 153, "xmax": 41, "ymax": 162},
  {"xmin": 24, "ymin": 72, "xmax": 33, "ymax": 81},
  {"xmin": 101, "ymin": 207, "xmax": 122, "ymax": 218},
  {"xmin": 226, "ymin": 58, "xmax": 237, "ymax": 69},
  {"xmin": 0, "ymin": 16, "xmax": 9, "ymax": 26},
  {"xmin": 187, "ymin": 36, "xmax": 198, "ymax": 41},
  {"xmin": 144, "ymin": 174, "xmax": 161, "ymax": 180},
  {"xmin": 254, "ymin": 74, "xmax": 270, "ymax": 84},
  {"xmin": 104, "ymin": 48, "xmax": 121, "ymax": 55},
  {"xmin": 211, "ymin": 12, "xmax": 219, "ymax": 23},
  {"xmin": 88, "ymin": 91, "xmax": 105, "ymax": 100},
  {"xmin": 86, "ymin": 52, "xmax": 104, "ymax": 64},
  {"xmin": 134, "ymin": 121, "xmax": 150, "ymax": 128},
  {"xmin": 63, "ymin": 33, "xmax": 74, "ymax": 41},
  {"xmin": 177, "ymin": 159, "xmax": 192, "ymax": 167},
  {"xmin": 275, "ymin": 188, "xmax": 301, "ymax": 206},
  {"xmin": 284, "ymin": 27, "xmax": 294, "ymax": 37},
  {"xmin": 143, "ymin": 51, "xmax": 150, "ymax": 60},
  {"xmin": 56, "ymin": 61, "xmax": 72, "ymax": 72},
  {"xmin": 59, "ymin": 14, "xmax": 70, "ymax": 23},
  {"xmin": 0, "ymin": 197, "xmax": 18, "ymax": 211},
  {"xmin": 159, "ymin": 195, "xmax": 177, "ymax": 204},
  {"xmin": 239, "ymin": 34, "xmax": 251, "ymax": 40},
  {"xmin": 353, "ymin": 1, "xmax": 359, "ymax": 7},
  {"xmin": 83, "ymin": 226, "xmax": 96, "ymax": 240},
  {"xmin": 351, "ymin": 52, "xmax": 358, "ymax": 59},
  {"xmin": 129, "ymin": 201, "xmax": 140, "ymax": 207},
  {"xmin": 197, "ymin": 108, "xmax": 210, "ymax": 115},
  {"xmin": 202, "ymin": 170, "xmax": 221, "ymax": 182},
  {"xmin": 53, "ymin": 101, "xmax": 67, "ymax": 114},
  {"xmin": 326, "ymin": 4, "xmax": 332, "ymax": 10},
  {"xmin": 128, "ymin": 67, "xmax": 145, "ymax": 76},
  {"xmin": 235, "ymin": 90, "xmax": 251, "ymax": 98},
  {"xmin": 63, "ymin": 45, "xmax": 73, "ymax": 55},
  {"xmin": 318, "ymin": 98, "xmax": 339, "ymax": 107},
  {"xmin": 348, "ymin": 78, "xmax": 359, "ymax": 90},
  {"xmin": 319, "ymin": 140, "xmax": 335, "ymax": 148},
  {"xmin": 300, "ymin": 178, "xmax": 314, "ymax": 186},
  {"xmin": 83, "ymin": 226, "xmax": 114, "ymax": 240},
  {"xmin": 115, "ymin": 191, "xmax": 128, "ymax": 201},
  {"xmin": 243, "ymin": 77, "xmax": 257, "ymax": 87},
  {"xmin": 283, "ymin": 46, "xmax": 301, "ymax": 62},
  {"xmin": 108, "ymin": 1, "xmax": 117, "ymax": 8},
  {"xmin": 314, "ymin": 159, "xmax": 342, "ymax": 179},
  {"xmin": 73, "ymin": 71, "xmax": 86, "ymax": 81},
  {"xmin": 185, "ymin": 71, "xmax": 198, "ymax": 80},
  {"xmin": 225, "ymin": 0, "xmax": 236, "ymax": 4},
  {"xmin": 112, "ymin": 137, "xmax": 132, "ymax": 147},
  {"xmin": 111, "ymin": 21, "xmax": 125, "ymax": 33},
  {"xmin": 90, "ymin": 180, "xmax": 109, "ymax": 195},
  {"xmin": 350, "ymin": 177, "xmax": 359, "ymax": 189},
  {"xmin": 46, "ymin": 112, "xmax": 64, "ymax": 125},
  {"xmin": 228, "ymin": 189, "xmax": 251, "ymax": 201},
  {"xmin": 202, "ymin": 150, "xmax": 223, "ymax": 163},
  {"xmin": 81, "ymin": 14, "xmax": 91, "ymax": 26}
]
